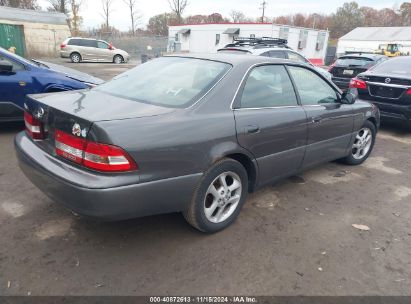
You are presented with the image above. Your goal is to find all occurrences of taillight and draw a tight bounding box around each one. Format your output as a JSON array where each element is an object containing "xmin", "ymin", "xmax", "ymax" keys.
[
  {"xmin": 24, "ymin": 111, "xmax": 44, "ymax": 140},
  {"xmin": 349, "ymin": 78, "xmax": 367, "ymax": 89},
  {"xmin": 55, "ymin": 129, "xmax": 137, "ymax": 172},
  {"xmin": 406, "ymin": 88, "xmax": 411, "ymax": 95},
  {"xmin": 60, "ymin": 43, "xmax": 66, "ymax": 49}
]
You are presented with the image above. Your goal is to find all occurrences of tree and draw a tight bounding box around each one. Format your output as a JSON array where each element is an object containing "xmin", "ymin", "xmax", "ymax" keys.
[
  {"xmin": 399, "ymin": 2, "xmax": 411, "ymax": 25},
  {"xmin": 4, "ymin": 0, "xmax": 39, "ymax": 9},
  {"xmin": 101, "ymin": 0, "xmax": 114, "ymax": 28},
  {"xmin": 185, "ymin": 14, "xmax": 209, "ymax": 24},
  {"xmin": 122, "ymin": 0, "xmax": 142, "ymax": 36},
  {"xmin": 329, "ymin": 2, "xmax": 363, "ymax": 38},
  {"xmin": 47, "ymin": 0, "xmax": 69, "ymax": 13},
  {"xmin": 70, "ymin": 0, "xmax": 82, "ymax": 36},
  {"xmin": 230, "ymin": 10, "xmax": 246, "ymax": 23},
  {"xmin": 292, "ymin": 13, "xmax": 305, "ymax": 27},
  {"xmin": 207, "ymin": 13, "xmax": 226, "ymax": 23},
  {"xmin": 147, "ymin": 12, "xmax": 178, "ymax": 36},
  {"xmin": 168, "ymin": 0, "xmax": 187, "ymax": 23}
]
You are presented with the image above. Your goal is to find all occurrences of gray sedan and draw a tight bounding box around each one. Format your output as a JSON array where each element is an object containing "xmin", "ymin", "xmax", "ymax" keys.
[{"xmin": 15, "ymin": 53, "xmax": 380, "ymax": 233}]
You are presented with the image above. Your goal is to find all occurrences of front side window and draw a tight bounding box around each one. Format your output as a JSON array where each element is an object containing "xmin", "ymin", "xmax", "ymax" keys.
[
  {"xmin": 96, "ymin": 57, "xmax": 231, "ymax": 108},
  {"xmin": 97, "ymin": 41, "xmax": 109, "ymax": 49},
  {"xmin": 288, "ymin": 66, "xmax": 338, "ymax": 105},
  {"xmin": 240, "ymin": 65, "xmax": 298, "ymax": 108}
]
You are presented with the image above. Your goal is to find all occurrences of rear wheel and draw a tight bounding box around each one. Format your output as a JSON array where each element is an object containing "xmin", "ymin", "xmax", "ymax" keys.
[
  {"xmin": 184, "ymin": 159, "xmax": 248, "ymax": 233},
  {"xmin": 113, "ymin": 55, "xmax": 123, "ymax": 64},
  {"xmin": 341, "ymin": 120, "xmax": 376, "ymax": 165},
  {"xmin": 70, "ymin": 52, "xmax": 81, "ymax": 63}
]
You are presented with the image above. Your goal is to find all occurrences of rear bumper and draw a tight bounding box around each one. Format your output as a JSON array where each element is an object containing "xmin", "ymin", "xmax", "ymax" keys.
[
  {"xmin": 60, "ymin": 50, "xmax": 70, "ymax": 58},
  {"xmin": 15, "ymin": 132, "xmax": 201, "ymax": 220},
  {"xmin": 372, "ymin": 101, "xmax": 411, "ymax": 121},
  {"xmin": 0, "ymin": 102, "xmax": 24, "ymax": 122}
]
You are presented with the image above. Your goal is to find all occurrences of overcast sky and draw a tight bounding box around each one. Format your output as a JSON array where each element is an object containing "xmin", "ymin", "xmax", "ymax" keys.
[{"xmin": 37, "ymin": 0, "xmax": 398, "ymax": 31}]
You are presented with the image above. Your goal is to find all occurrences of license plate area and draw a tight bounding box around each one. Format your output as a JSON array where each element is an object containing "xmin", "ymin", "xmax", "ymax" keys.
[{"xmin": 343, "ymin": 69, "xmax": 354, "ymax": 75}]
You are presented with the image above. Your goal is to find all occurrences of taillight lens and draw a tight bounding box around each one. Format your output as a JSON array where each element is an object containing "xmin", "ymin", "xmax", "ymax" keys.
[
  {"xmin": 406, "ymin": 88, "xmax": 411, "ymax": 95},
  {"xmin": 24, "ymin": 111, "xmax": 44, "ymax": 140},
  {"xmin": 349, "ymin": 78, "xmax": 367, "ymax": 89},
  {"xmin": 55, "ymin": 129, "xmax": 137, "ymax": 172},
  {"xmin": 60, "ymin": 43, "xmax": 66, "ymax": 49}
]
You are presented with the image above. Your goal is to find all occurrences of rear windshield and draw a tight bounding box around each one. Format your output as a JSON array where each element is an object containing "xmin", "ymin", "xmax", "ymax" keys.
[
  {"xmin": 372, "ymin": 58, "xmax": 411, "ymax": 75},
  {"xmin": 335, "ymin": 57, "xmax": 374, "ymax": 67},
  {"xmin": 96, "ymin": 57, "xmax": 231, "ymax": 108}
]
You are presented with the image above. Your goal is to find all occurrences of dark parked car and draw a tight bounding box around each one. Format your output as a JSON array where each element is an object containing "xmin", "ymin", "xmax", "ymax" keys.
[
  {"xmin": 349, "ymin": 56, "xmax": 411, "ymax": 124},
  {"xmin": 329, "ymin": 53, "xmax": 388, "ymax": 90},
  {"xmin": 0, "ymin": 47, "xmax": 103, "ymax": 122},
  {"xmin": 15, "ymin": 54, "xmax": 380, "ymax": 233}
]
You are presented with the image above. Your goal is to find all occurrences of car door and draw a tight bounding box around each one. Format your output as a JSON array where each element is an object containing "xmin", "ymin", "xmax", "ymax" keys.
[
  {"xmin": 81, "ymin": 39, "xmax": 98, "ymax": 61},
  {"xmin": 96, "ymin": 41, "xmax": 112, "ymax": 62},
  {"xmin": 0, "ymin": 54, "xmax": 32, "ymax": 113},
  {"xmin": 233, "ymin": 64, "xmax": 308, "ymax": 186},
  {"xmin": 287, "ymin": 65, "xmax": 354, "ymax": 168}
]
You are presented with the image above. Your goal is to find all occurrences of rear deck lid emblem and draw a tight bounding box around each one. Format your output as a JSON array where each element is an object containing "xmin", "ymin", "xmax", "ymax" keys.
[
  {"xmin": 385, "ymin": 78, "xmax": 391, "ymax": 84},
  {"xmin": 72, "ymin": 123, "xmax": 82, "ymax": 137},
  {"xmin": 34, "ymin": 107, "xmax": 44, "ymax": 119}
]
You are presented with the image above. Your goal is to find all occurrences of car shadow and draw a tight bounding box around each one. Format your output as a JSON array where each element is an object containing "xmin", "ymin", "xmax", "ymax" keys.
[
  {"xmin": 0, "ymin": 121, "xmax": 24, "ymax": 134},
  {"xmin": 379, "ymin": 120, "xmax": 411, "ymax": 134}
]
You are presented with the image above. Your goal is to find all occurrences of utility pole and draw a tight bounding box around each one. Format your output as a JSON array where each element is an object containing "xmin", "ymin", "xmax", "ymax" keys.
[{"xmin": 260, "ymin": 1, "xmax": 267, "ymax": 23}]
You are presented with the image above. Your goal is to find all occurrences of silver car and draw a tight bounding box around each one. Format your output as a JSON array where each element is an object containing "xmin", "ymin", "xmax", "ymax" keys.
[{"xmin": 60, "ymin": 37, "xmax": 130, "ymax": 64}]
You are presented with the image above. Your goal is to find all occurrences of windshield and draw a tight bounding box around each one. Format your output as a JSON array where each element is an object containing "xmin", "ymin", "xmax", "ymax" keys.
[
  {"xmin": 335, "ymin": 57, "xmax": 374, "ymax": 67},
  {"xmin": 96, "ymin": 57, "xmax": 231, "ymax": 108},
  {"xmin": 372, "ymin": 58, "xmax": 411, "ymax": 76}
]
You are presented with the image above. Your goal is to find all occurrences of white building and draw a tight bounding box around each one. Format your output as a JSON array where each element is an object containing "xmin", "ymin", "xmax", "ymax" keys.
[
  {"xmin": 337, "ymin": 27, "xmax": 411, "ymax": 56},
  {"xmin": 168, "ymin": 23, "xmax": 329, "ymax": 65}
]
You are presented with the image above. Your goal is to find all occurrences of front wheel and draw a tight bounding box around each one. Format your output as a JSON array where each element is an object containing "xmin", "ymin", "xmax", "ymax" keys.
[
  {"xmin": 184, "ymin": 159, "xmax": 248, "ymax": 233},
  {"xmin": 113, "ymin": 55, "xmax": 123, "ymax": 64},
  {"xmin": 341, "ymin": 120, "xmax": 376, "ymax": 165}
]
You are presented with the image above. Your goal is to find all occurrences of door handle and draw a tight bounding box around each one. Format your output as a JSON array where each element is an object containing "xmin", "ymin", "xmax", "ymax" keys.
[
  {"xmin": 311, "ymin": 116, "xmax": 322, "ymax": 124},
  {"xmin": 245, "ymin": 125, "xmax": 260, "ymax": 134}
]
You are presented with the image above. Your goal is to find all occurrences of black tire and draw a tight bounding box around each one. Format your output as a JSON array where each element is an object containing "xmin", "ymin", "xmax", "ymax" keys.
[
  {"xmin": 70, "ymin": 52, "xmax": 81, "ymax": 63},
  {"xmin": 184, "ymin": 158, "xmax": 248, "ymax": 233},
  {"xmin": 341, "ymin": 120, "xmax": 376, "ymax": 165},
  {"xmin": 113, "ymin": 55, "xmax": 123, "ymax": 64}
]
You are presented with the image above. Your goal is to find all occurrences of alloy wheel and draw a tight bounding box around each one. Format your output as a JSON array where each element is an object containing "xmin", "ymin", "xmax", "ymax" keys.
[
  {"xmin": 204, "ymin": 171, "xmax": 242, "ymax": 223},
  {"xmin": 352, "ymin": 127, "xmax": 373, "ymax": 160}
]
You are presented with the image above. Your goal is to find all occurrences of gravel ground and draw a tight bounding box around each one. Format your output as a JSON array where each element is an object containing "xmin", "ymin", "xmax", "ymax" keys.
[{"xmin": 0, "ymin": 59, "xmax": 411, "ymax": 296}]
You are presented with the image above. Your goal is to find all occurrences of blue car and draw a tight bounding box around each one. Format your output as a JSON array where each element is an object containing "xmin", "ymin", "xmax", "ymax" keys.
[{"xmin": 0, "ymin": 48, "xmax": 103, "ymax": 122}]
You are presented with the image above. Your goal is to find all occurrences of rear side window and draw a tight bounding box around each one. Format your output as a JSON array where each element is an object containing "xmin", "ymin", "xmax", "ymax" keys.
[
  {"xmin": 268, "ymin": 50, "xmax": 286, "ymax": 59},
  {"xmin": 68, "ymin": 39, "xmax": 81, "ymax": 46},
  {"xmin": 288, "ymin": 66, "xmax": 338, "ymax": 105},
  {"xmin": 240, "ymin": 65, "xmax": 298, "ymax": 108},
  {"xmin": 81, "ymin": 40, "xmax": 97, "ymax": 47}
]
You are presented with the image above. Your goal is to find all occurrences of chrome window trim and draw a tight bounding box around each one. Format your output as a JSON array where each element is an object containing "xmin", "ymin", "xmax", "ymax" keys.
[{"xmin": 234, "ymin": 105, "xmax": 300, "ymax": 111}]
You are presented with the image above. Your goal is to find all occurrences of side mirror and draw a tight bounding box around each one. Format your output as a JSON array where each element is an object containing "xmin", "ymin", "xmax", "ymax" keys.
[
  {"xmin": 341, "ymin": 91, "xmax": 356, "ymax": 104},
  {"xmin": 0, "ymin": 61, "xmax": 13, "ymax": 74}
]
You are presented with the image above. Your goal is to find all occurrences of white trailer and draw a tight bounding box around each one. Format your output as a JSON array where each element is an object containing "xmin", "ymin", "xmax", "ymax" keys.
[{"xmin": 168, "ymin": 23, "xmax": 329, "ymax": 65}]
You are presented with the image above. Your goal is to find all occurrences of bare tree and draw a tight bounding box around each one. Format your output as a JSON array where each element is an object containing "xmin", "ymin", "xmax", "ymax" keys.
[
  {"xmin": 230, "ymin": 10, "xmax": 246, "ymax": 23},
  {"xmin": 101, "ymin": 0, "xmax": 114, "ymax": 29},
  {"xmin": 122, "ymin": 0, "xmax": 142, "ymax": 35},
  {"xmin": 47, "ymin": 0, "xmax": 69, "ymax": 13},
  {"xmin": 70, "ymin": 0, "xmax": 83, "ymax": 35},
  {"xmin": 168, "ymin": 0, "xmax": 187, "ymax": 23}
]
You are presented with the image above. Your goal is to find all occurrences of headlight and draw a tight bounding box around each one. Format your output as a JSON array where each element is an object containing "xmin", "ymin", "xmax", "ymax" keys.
[{"xmin": 84, "ymin": 82, "xmax": 97, "ymax": 88}]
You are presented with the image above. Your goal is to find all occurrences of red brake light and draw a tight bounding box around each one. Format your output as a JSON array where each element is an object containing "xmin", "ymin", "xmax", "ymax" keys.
[
  {"xmin": 349, "ymin": 78, "xmax": 367, "ymax": 89},
  {"xmin": 406, "ymin": 88, "xmax": 411, "ymax": 95},
  {"xmin": 24, "ymin": 111, "xmax": 44, "ymax": 140},
  {"xmin": 60, "ymin": 43, "xmax": 66, "ymax": 49},
  {"xmin": 54, "ymin": 129, "xmax": 137, "ymax": 172}
]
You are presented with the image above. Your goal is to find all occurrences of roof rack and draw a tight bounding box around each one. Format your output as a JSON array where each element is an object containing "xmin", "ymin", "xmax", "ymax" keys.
[{"xmin": 225, "ymin": 37, "xmax": 290, "ymax": 49}]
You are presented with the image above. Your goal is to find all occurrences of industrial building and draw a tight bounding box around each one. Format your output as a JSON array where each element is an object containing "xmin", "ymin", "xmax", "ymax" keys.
[
  {"xmin": 168, "ymin": 23, "xmax": 329, "ymax": 65},
  {"xmin": 337, "ymin": 26, "xmax": 411, "ymax": 56},
  {"xmin": 0, "ymin": 6, "xmax": 70, "ymax": 57}
]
